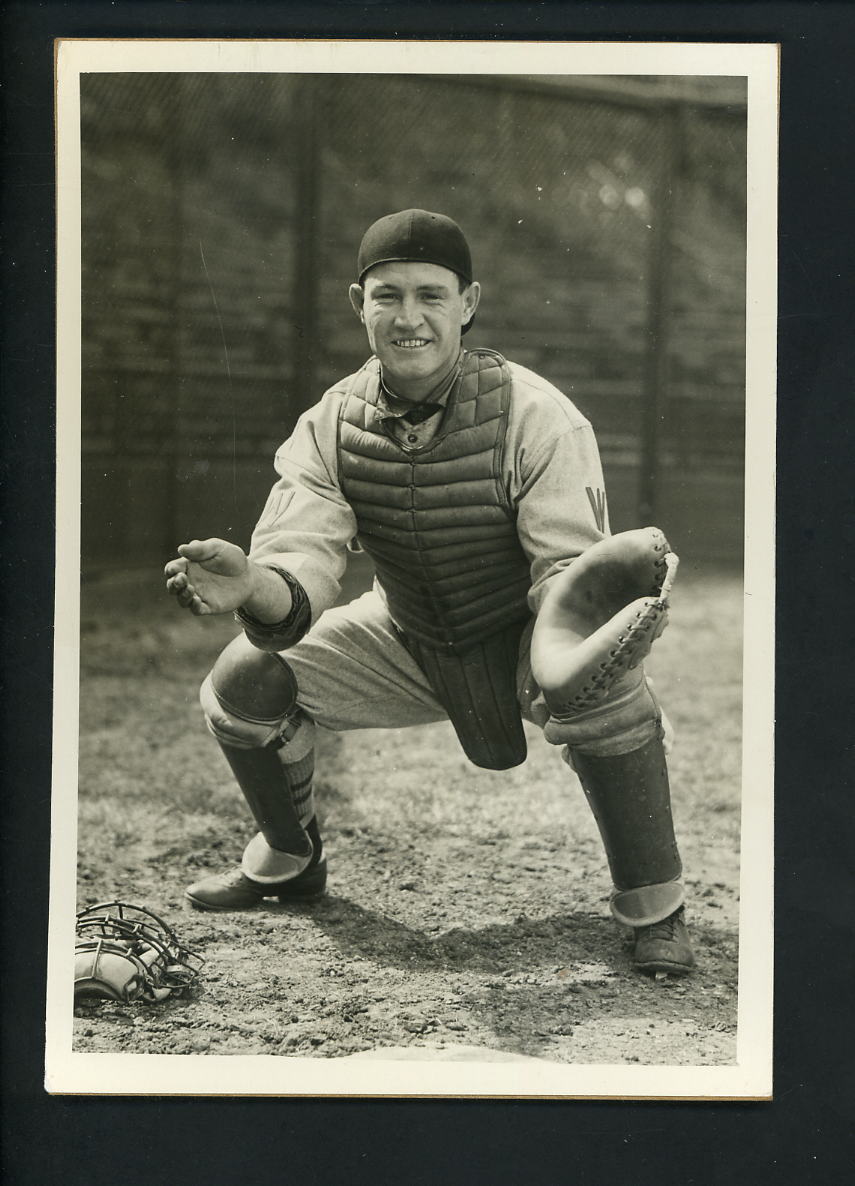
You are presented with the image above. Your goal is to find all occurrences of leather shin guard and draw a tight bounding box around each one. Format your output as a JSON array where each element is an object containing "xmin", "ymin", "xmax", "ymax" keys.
[
  {"xmin": 217, "ymin": 740, "xmax": 311, "ymax": 858},
  {"xmin": 571, "ymin": 735, "xmax": 684, "ymax": 927},
  {"xmin": 201, "ymin": 639, "xmax": 310, "ymax": 856}
]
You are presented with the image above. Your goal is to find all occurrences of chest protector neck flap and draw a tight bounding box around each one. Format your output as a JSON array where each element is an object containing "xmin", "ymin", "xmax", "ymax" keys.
[{"xmin": 337, "ymin": 349, "xmax": 531, "ymax": 769}]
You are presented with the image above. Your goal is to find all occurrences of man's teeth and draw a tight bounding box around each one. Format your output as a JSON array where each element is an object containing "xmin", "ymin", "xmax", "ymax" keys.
[{"xmin": 394, "ymin": 339, "xmax": 430, "ymax": 348}]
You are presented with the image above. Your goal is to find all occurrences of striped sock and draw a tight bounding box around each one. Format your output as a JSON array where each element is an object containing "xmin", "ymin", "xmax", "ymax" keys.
[{"xmin": 278, "ymin": 712, "xmax": 316, "ymax": 828}]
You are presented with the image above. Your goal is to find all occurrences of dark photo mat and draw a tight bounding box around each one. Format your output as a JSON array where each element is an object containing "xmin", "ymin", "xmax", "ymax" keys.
[{"xmin": 2, "ymin": 1, "xmax": 853, "ymax": 1184}]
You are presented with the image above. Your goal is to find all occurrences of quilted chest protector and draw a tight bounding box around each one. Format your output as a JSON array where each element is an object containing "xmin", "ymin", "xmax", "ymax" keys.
[{"xmin": 337, "ymin": 349, "xmax": 531, "ymax": 769}]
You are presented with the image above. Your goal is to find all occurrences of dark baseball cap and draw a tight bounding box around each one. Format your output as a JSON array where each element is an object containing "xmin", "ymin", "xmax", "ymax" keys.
[{"xmin": 357, "ymin": 209, "xmax": 473, "ymax": 285}]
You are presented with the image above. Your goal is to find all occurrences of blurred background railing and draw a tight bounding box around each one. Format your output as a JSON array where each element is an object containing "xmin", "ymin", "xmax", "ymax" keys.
[{"xmin": 80, "ymin": 73, "xmax": 746, "ymax": 574}]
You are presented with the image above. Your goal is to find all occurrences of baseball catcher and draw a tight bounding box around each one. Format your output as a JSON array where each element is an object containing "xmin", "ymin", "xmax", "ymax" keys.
[{"xmin": 164, "ymin": 209, "xmax": 694, "ymax": 975}]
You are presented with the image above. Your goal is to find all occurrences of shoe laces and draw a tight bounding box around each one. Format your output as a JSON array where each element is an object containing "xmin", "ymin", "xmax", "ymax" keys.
[
  {"xmin": 221, "ymin": 866, "xmax": 250, "ymax": 888},
  {"xmin": 639, "ymin": 908, "xmax": 682, "ymax": 940}
]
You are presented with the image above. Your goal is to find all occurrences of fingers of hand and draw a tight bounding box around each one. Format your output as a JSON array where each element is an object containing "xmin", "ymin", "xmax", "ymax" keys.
[
  {"xmin": 164, "ymin": 557, "xmax": 189, "ymax": 578},
  {"xmin": 166, "ymin": 571, "xmax": 202, "ymax": 610},
  {"xmin": 177, "ymin": 538, "xmax": 222, "ymax": 562},
  {"xmin": 179, "ymin": 586, "xmax": 208, "ymax": 613},
  {"xmin": 166, "ymin": 572, "xmax": 193, "ymax": 604}
]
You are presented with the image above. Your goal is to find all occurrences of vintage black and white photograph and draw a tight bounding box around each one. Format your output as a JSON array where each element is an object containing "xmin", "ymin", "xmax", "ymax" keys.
[{"xmin": 48, "ymin": 39, "xmax": 776, "ymax": 1098}]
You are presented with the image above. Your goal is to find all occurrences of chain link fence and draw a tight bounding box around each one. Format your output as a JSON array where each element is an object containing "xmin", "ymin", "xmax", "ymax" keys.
[{"xmin": 80, "ymin": 72, "xmax": 746, "ymax": 569}]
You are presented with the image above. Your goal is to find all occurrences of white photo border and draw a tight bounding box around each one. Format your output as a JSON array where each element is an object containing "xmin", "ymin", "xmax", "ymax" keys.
[{"xmin": 49, "ymin": 37, "xmax": 778, "ymax": 1099}]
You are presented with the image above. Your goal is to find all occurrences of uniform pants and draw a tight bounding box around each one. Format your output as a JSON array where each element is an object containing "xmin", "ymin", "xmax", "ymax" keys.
[{"xmin": 270, "ymin": 589, "xmax": 553, "ymax": 740}]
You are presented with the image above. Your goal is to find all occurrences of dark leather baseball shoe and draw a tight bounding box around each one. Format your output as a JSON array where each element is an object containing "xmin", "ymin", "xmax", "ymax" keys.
[
  {"xmin": 632, "ymin": 907, "xmax": 695, "ymax": 976},
  {"xmin": 185, "ymin": 859, "xmax": 327, "ymax": 911},
  {"xmin": 185, "ymin": 819, "xmax": 326, "ymax": 911}
]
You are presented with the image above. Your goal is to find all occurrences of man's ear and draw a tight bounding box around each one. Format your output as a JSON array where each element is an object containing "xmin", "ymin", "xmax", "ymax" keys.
[
  {"xmin": 462, "ymin": 281, "xmax": 481, "ymax": 327},
  {"xmin": 348, "ymin": 283, "xmax": 366, "ymax": 322}
]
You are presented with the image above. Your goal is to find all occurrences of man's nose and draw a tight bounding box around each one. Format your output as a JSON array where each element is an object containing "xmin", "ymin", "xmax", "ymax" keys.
[{"xmin": 393, "ymin": 298, "xmax": 423, "ymax": 330}]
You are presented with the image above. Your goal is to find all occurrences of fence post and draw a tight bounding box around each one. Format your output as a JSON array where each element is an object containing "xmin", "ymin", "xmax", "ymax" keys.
[
  {"xmin": 292, "ymin": 77, "xmax": 323, "ymax": 414},
  {"xmin": 638, "ymin": 101, "xmax": 680, "ymax": 526}
]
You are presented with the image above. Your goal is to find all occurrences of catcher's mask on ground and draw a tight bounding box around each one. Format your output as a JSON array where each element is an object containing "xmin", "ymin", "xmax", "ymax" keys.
[{"xmin": 74, "ymin": 901, "xmax": 204, "ymax": 1004}]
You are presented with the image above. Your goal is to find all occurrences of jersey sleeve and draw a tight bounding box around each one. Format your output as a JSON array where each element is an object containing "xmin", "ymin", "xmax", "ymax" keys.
[
  {"xmin": 505, "ymin": 367, "xmax": 611, "ymax": 615},
  {"xmin": 247, "ymin": 389, "xmax": 357, "ymax": 630}
]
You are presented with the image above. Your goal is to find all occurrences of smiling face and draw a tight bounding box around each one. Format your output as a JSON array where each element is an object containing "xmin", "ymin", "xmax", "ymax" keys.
[{"xmin": 349, "ymin": 262, "xmax": 481, "ymax": 401}]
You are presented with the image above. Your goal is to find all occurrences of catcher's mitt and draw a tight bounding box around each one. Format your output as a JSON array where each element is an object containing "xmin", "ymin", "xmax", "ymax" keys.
[
  {"xmin": 531, "ymin": 527, "xmax": 678, "ymax": 717},
  {"xmin": 74, "ymin": 901, "xmax": 204, "ymax": 1004}
]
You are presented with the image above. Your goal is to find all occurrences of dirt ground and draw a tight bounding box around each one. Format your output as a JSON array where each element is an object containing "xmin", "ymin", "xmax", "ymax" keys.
[{"xmin": 73, "ymin": 560, "xmax": 742, "ymax": 1066}]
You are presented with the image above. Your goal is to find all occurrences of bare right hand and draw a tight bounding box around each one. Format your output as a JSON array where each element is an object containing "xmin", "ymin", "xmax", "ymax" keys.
[{"xmin": 164, "ymin": 538, "xmax": 255, "ymax": 616}]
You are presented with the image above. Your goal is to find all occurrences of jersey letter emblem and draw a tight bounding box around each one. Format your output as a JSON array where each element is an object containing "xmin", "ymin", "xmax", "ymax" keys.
[{"xmin": 586, "ymin": 486, "xmax": 607, "ymax": 533}]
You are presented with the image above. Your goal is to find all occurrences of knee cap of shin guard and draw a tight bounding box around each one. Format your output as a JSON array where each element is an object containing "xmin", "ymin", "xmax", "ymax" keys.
[
  {"xmin": 544, "ymin": 672, "xmax": 661, "ymax": 757},
  {"xmin": 200, "ymin": 646, "xmax": 298, "ymax": 749},
  {"xmin": 211, "ymin": 643, "xmax": 298, "ymax": 716}
]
